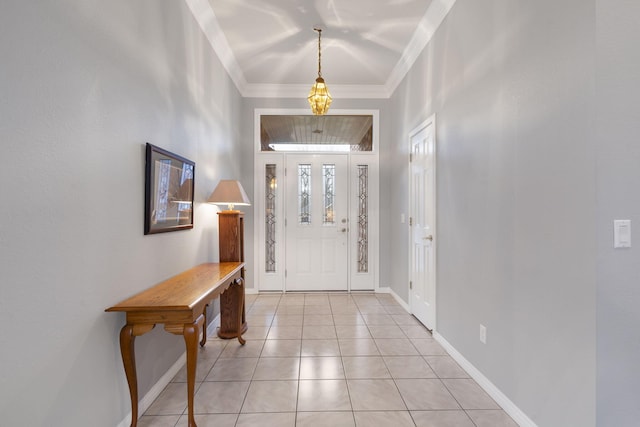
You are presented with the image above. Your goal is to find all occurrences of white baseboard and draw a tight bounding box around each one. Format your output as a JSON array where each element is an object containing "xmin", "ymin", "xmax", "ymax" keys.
[
  {"xmin": 433, "ymin": 332, "xmax": 537, "ymax": 427},
  {"xmin": 378, "ymin": 286, "xmax": 411, "ymax": 312},
  {"xmin": 245, "ymin": 287, "xmax": 259, "ymax": 295},
  {"xmin": 207, "ymin": 313, "xmax": 221, "ymax": 336},
  {"xmin": 116, "ymin": 314, "xmax": 221, "ymax": 427}
]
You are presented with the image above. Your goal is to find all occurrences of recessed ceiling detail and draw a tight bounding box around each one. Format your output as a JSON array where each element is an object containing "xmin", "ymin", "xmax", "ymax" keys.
[{"xmin": 185, "ymin": 0, "xmax": 457, "ymax": 98}]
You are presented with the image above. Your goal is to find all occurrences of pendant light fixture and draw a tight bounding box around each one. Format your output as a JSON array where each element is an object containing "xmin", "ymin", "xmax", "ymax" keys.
[{"xmin": 308, "ymin": 27, "xmax": 332, "ymax": 115}]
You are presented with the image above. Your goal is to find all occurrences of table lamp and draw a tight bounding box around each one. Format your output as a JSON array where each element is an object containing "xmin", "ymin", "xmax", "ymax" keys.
[
  {"xmin": 207, "ymin": 179, "xmax": 250, "ymax": 339},
  {"xmin": 207, "ymin": 179, "xmax": 251, "ymax": 211}
]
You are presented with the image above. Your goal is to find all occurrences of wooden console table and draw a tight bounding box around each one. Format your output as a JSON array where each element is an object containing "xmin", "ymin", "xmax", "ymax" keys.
[{"xmin": 106, "ymin": 262, "xmax": 245, "ymax": 427}]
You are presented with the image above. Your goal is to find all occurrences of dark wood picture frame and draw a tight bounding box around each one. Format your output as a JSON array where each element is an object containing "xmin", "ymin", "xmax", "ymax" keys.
[{"xmin": 144, "ymin": 143, "xmax": 195, "ymax": 235}]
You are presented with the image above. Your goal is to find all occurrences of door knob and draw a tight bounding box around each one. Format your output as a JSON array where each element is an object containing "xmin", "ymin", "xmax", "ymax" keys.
[
  {"xmin": 423, "ymin": 235, "xmax": 433, "ymax": 241},
  {"xmin": 341, "ymin": 228, "xmax": 347, "ymax": 233}
]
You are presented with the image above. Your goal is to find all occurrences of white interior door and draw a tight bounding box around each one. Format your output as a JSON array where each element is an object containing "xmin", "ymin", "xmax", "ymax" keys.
[
  {"xmin": 409, "ymin": 118, "xmax": 436, "ymax": 329},
  {"xmin": 285, "ymin": 154, "xmax": 349, "ymax": 291}
]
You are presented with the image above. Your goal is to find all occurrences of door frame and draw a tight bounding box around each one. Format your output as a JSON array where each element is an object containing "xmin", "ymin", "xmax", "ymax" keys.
[
  {"xmin": 253, "ymin": 108, "xmax": 380, "ymax": 293},
  {"xmin": 408, "ymin": 114, "xmax": 437, "ymax": 330}
]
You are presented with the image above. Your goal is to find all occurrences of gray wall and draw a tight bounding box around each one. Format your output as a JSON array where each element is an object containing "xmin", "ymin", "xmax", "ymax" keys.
[
  {"xmin": 388, "ymin": 0, "xmax": 597, "ymax": 426},
  {"xmin": 0, "ymin": 1, "xmax": 242, "ymax": 425},
  {"xmin": 596, "ymin": 1, "xmax": 640, "ymax": 425}
]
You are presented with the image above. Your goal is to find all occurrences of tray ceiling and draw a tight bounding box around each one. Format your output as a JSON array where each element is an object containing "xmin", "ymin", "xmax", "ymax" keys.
[{"xmin": 187, "ymin": 0, "xmax": 456, "ymax": 98}]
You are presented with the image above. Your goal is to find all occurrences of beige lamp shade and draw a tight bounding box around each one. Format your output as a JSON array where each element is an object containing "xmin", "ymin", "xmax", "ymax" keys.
[{"xmin": 207, "ymin": 179, "xmax": 251, "ymax": 211}]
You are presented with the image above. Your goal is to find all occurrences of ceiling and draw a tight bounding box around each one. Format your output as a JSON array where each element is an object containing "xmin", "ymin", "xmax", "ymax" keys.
[{"xmin": 187, "ymin": 0, "xmax": 456, "ymax": 98}]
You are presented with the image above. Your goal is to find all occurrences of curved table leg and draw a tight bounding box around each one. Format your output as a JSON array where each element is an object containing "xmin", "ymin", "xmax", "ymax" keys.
[
  {"xmin": 119, "ymin": 324, "xmax": 155, "ymax": 427},
  {"xmin": 119, "ymin": 325, "xmax": 138, "ymax": 427},
  {"xmin": 183, "ymin": 317, "xmax": 203, "ymax": 427}
]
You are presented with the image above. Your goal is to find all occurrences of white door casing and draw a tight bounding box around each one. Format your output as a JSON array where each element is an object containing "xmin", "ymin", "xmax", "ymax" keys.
[
  {"xmin": 409, "ymin": 116, "xmax": 436, "ymax": 330},
  {"xmin": 253, "ymin": 109, "xmax": 379, "ymax": 292}
]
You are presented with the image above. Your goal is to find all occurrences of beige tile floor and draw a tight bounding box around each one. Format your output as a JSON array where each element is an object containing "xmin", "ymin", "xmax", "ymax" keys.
[{"xmin": 139, "ymin": 293, "xmax": 518, "ymax": 427}]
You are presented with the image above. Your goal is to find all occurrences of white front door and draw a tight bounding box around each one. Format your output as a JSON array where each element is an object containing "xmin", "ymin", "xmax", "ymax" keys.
[
  {"xmin": 285, "ymin": 154, "xmax": 349, "ymax": 291},
  {"xmin": 409, "ymin": 117, "xmax": 436, "ymax": 330}
]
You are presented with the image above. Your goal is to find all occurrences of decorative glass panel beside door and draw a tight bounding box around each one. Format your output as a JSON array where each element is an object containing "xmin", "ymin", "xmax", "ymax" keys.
[
  {"xmin": 265, "ymin": 164, "xmax": 277, "ymax": 273},
  {"xmin": 357, "ymin": 165, "xmax": 369, "ymax": 273},
  {"xmin": 258, "ymin": 156, "xmax": 285, "ymax": 291}
]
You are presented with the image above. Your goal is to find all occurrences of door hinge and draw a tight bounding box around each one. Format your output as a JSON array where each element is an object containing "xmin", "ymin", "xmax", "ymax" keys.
[
  {"xmin": 285, "ymin": 269, "xmax": 287, "ymax": 278},
  {"xmin": 409, "ymin": 281, "xmax": 413, "ymax": 290},
  {"xmin": 409, "ymin": 217, "xmax": 413, "ymax": 226},
  {"xmin": 410, "ymin": 153, "xmax": 413, "ymax": 162}
]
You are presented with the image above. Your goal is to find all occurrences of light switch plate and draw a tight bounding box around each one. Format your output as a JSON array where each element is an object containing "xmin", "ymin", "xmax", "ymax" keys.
[
  {"xmin": 479, "ymin": 324, "xmax": 487, "ymax": 344},
  {"xmin": 614, "ymin": 220, "xmax": 631, "ymax": 248}
]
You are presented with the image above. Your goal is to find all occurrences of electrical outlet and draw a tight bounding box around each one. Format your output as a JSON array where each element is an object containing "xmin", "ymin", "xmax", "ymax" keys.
[{"xmin": 479, "ymin": 324, "xmax": 487, "ymax": 344}]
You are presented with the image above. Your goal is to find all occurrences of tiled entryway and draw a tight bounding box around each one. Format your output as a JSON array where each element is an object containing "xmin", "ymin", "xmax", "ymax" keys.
[{"xmin": 139, "ymin": 293, "xmax": 518, "ymax": 427}]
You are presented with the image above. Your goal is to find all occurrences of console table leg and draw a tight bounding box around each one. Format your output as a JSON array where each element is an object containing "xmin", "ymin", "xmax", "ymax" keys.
[
  {"xmin": 119, "ymin": 325, "xmax": 139, "ymax": 427},
  {"xmin": 184, "ymin": 318, "xmax": 202, "ymax": 427},
  {"xmin": 200, "ymin": 304, "xmax": 208, "ymax": 347},
  {"xmin": 236, "ymin": 278, "xmax": 246, "ymax": 345}
]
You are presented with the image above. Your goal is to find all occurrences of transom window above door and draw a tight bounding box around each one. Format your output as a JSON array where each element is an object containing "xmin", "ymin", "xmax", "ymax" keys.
[{"xmin": 260, "ymin": 115, "xmax": 373, "ymax": 152}]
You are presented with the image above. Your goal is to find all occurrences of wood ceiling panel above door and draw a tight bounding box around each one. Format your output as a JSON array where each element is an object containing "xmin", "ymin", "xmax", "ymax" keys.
[{"xmin": 260, "ymin": 115, "xmax": 373, "ymax": 151}]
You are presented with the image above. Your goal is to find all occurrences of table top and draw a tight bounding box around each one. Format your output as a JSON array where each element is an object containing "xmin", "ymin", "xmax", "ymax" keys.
[{"xmin": 105, "ymin": 262, "xmax": 244, "ymax": 313}]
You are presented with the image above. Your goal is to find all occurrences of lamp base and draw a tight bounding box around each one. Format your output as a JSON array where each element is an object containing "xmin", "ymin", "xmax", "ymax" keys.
[
  {"xmin": 217, "ymin": 271, "xmax": 247, "ymax": 338},
  {"xmin": 216, "ymin": 210, "xmax": 247, "ymax": 339}
]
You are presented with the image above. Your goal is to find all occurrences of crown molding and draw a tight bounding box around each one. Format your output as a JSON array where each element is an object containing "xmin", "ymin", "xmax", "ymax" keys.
[
  {"xmin": 384, "ymin": 0, "xmax": 457, "ymax": 96},
  {"xmin": 184, "ymin": 0, "xmax": 248, "ymax": 93},
  {"xmin": 242, "ymin": 83, "xmax": 390, "ymax": 99},
  {"xmin": 186, "ymin": 0, "xmax": 457, "ymax": 100}
]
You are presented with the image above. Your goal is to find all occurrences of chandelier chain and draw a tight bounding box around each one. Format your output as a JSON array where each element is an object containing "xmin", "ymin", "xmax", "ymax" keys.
[{"xmin": 316, "ymin": 28, "xmax": 322, "ymax": 77}]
